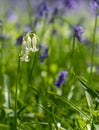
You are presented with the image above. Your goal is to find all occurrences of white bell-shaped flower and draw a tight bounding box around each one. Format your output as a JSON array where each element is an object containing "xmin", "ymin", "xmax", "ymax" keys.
[
  {"xmin": 20, "ymin": 40, "xmax": 30, "ymax": 62},
  {"xmin": 31, "ymin": 34, "xmax": 39, "ymax": 52},
  {"xmin": 20, "ymin": 32, "xmax": 39, "ymax": 62}
]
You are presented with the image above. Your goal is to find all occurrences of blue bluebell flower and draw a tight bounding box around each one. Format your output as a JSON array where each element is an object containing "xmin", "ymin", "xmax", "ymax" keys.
[
  {"xmin": 55, "ymin": 71, "xmax": 68, "ymax": 88},
  {"xmin": 25, "ymin": 25, "xmax": 32, "ymax": 33},
  {"xmin": 91, "ymin": 0, "xmax": 99, "ymax": 16},
  {"xmin": 52, "ymin": 8, "xmax": 59, "ymax": 16},
  {"xmin": 49, "ymin": 8, "xmax": 59, "ymax": 23},
  {"xmin": 39, "ymin": 1, "xmax": 48, "ymax": 17},
  {"xmin": 6, "ymin": 12, "xmax": 18, "ymax": 22},
  {"xmin": 74, "ymin": 25, "xmax": 84, "ymax": 42},
  {"xmin": 91, "ymin": 0, "xmax": 99, "ymax": 9},
  {"xmin": 39, "ymin": 44, "xmax": 48, "ymax": 63},
  {"xmin": 51, "ymin": 29, "xmax": 57, "ymax": 35},
  {"xmin": 16, "ymin": 35, "xmax": 23, "ymax": 45},
  {"xmin": 64, "ymin": 0, "xmax": 77, "ymax": 9}
]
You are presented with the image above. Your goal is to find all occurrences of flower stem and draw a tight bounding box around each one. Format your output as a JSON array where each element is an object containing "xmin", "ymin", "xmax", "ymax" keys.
[
  {"xmin": 15, "ymin": 55, "xmax": 20, "ymax": 130},
  {"xmin": 40, "ymin": 16, "xmax": 47, "ymax": 39},
  {"xmin": 89, "ymin": 14, "xmax": 98, "ymax": 83},
  {"xmin": 25, "ymin": 53, "xmax": 36, "ymax": 104},
  {"xmin": 26, "ymin": 0, "xmax": 33, "ymax": 28},
  {"xmin": 28, "ymin": 52, "xmax": 36, "ymax": 84},
  {"xmin": 0, "ymin": 19, "xmax": 3, "ymax": 86},
  {"xmin": 69, "ymin": 34, "xmax": 76, "ymax": 72}
]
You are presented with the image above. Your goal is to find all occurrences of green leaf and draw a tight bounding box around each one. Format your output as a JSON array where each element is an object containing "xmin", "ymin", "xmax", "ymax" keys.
[
  {"xmin": 17, "ymin": 105, "xmax": 27, "ymax": 116},
  {"xmin": 0, "ymin": 124, "xmax": 9, "ymax": 128},
  {"xmin": 0, "ymin": 109, "xmax": 6, "ymax": 120},
  {"xmin": 48, "ymin": 91, "xmax": 91, "ymax": 121},
  {"xmin": 32, "ymin": 101, "xmax": 74, "ymax": 130},
  {"xmin": 75, "ymin": 74, "xmax": 99, "ymax": 99}
]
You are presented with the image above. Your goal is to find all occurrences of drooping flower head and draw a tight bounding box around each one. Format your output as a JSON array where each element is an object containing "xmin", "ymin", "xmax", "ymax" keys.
[
  {"xmin": 39, "ymin": 1, "xmax": 48, "ymax": 17},
  {"xmin": 49, "ymin": 7, "xmax": 59, "ymax": 23},
  {"xmin": 91, "ymin": 0, "xmax": 99, "ymax": 9},
  {"xmin": 20, "ymin": 32, "xmax": 39, "ymax": 62},
  {"xmin": 6, "ymin": 12, "xmax": 18, "ymax": 23},
  {"xmin": 25, "ymin": 25, "xmax": 32, "ymax": 33},
  {"xmin": 74, "ymin": 25, "xmax": 84, "ymax": 42},
  {"xmin": 16, "ymin": 35, "xmax": 23, "ymax": 46},
  {"xmin": 39, "ymin": 44, "xmax": 48, "ymax": 63},
  {"xmin": 55, "ymin": 70, "xmax": 68, "ymax": 88},
  {"xmin": 91, "ymin": 0, "xmax": 99, "ymax": 15},
  {"xmin": 64, "ymin": 0, "xmax": 77, "ymax": 9}
]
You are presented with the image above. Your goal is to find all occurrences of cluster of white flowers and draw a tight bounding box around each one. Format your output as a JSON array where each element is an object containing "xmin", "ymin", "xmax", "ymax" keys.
[{"xmin": 20, "ymin": 32, "xmax": 39, "ymax": 62}]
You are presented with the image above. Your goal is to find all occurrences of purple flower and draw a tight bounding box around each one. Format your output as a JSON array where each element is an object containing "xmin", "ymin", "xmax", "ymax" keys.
[
  {"xmin": 24, "ymin": 25, "xmax": 32, "ymax": 33},
  {"xmin": 16, "ymin": 35, "xmax": 23, "ymax": 45},
  {"xmin": 39, "ymin": 44, "xmax": 48, "ymax": 63},
  {"xmin": 6, "ymin": 12, "xmax": 18, "ymax": 22},
  {"xmin": 49, "ymin": 8, "xmax": 59, "ymax": 23},
  {"xmin": 74, "ymin": 25, "xmax": 84, "ymax": 42},
  {"xmin": 52, "ymin": 8, "xmax": 59, "ymax": 16},
  {"xmin": 90, "ymin": 0, "xmax": 99, "ymax": 16},
  {"xmin": 64, "ymin": 0, "xmax": 77, "ymax": 9},
  {"xmin": 51, "ymin": 29, "xmax": 57, "ymax": 35},
  {"xmin": 39, "ymin": 1, "xmax": 48, "ymax": 17},
  {"xmin": 91, "ymin": 0, "xmax": 99, "ymax": 9},
  {"xmin": 55, "ymin": 71, "xmax": 68, "ymax": 88}
]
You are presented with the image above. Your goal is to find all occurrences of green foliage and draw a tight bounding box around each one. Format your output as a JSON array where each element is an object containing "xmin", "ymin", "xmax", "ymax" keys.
[{"xmin": 0, "ymin": 0, "xmax": 99, "ymax": 130}]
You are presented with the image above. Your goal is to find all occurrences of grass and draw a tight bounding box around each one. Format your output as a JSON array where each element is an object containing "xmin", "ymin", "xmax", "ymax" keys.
[{"xmin": 0, "ymin": 0, "xmax": 99, "ymax": 130}]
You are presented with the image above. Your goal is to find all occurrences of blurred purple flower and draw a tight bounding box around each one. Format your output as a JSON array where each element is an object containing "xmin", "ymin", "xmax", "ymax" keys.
[
  {"xmin": 6, "ymin": 12, "xmax": 18, "ymax": 22},
  {"xmin": 39, "ymin": 44, "xmax": 48, "ymax": 63},
  {"xmin": 91, "ymin": 0, "xmax": 99, "ymax": 9},
  {"xmin": 64, "ymin": 0, "xmax": 77, "ymax": 9},
  {"xmin": 25, "ymin": 25, "xmax": 32, "ymax": 33},
  {"xmin": 52, "ymin": 7, "xmax": 59, "ymax": 16},
  {"xmin": 39, "ymin": 1, "xmax": 48, "ymax": 17},
  {"xmin": 74, "ymin": 25, "xmax": 84, "ymax": 42},
  {"xmin": 51, "ymin": 29, "xmax": 57, "ymax": 35},
  {"xmin": 90, "ymin": 0, "xmax": 99, "ymax": 16},
  {"xmin": 55, "ymin": 70, "xmax": 68, "ymax": 88},
  {"xmin": 16, "ymin": 35, "xmax": 23, "ymax": 45},
  {"xmin": 49, "ymin": 7, "xmax": 59, "ymax": 23},
  {"xmin": 83, "ymin": 39, "xmax": 91, "ymax": 47}
]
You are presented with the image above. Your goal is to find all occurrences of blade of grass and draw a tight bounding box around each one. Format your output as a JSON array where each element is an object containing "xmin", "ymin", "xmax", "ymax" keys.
[
  {"xmin": 32, "ymin": 101, "xmax": 74, "ymax": 130},
  {"xmin": 17, "ymin": 105, "xmax": 27, "ymax": 116},
  {"xmin": 0, "ymin": 124, "xmax": 9, "ymax": 128},
  {"xmin": 23, "ymin": 121, "xmax": 67, "ymax": 130},
  {"xmin": 75, "ymin": 74, "xmax": 99, "ymax": 99},
  {"xmin": 15, "ymin": 55, "xmax": 21, "ymax": 130},
  {"xmin": 26, "ymin": 83, "xmax": 39, "ymax": 95},
  {"xmin": 48, "ymin": 91, "xmax": 91, "ymax": 121},
  {"xmin": 90, "ymin": 12, "xmax": 98, "ymax": 83}
]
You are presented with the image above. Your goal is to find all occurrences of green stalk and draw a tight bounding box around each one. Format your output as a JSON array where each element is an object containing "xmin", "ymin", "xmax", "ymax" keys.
[
  {"xmin": 28, "ymin": 52, "xmax": 36, "ymax": 84},
  {"xmin": 26, "ymin": 0, "xmax": 33, "ymax": 28},
  {"xmin": 25, "ymin": 52, "xmax": 37, "ymax": 104},
  {"xmin": 40, "ymin": 16, "xmax": 47, "ymax": 39},
  {"xmin": 0, "ymin": 20, "xmax": 3, "ymax": 86},
  {"xmin": 90, "ymin": 13, "xmax": 98, "ymax": 83},
  {"xmin": 15, "ymin": 55, "xmax": 20, "ymax": 130},
  {"xmin": 62, "ymin": 34, "xmax": 76, "ymax": 97},
  {"xmin": 69, "ymin": 34, "xmax": 76, "ymax": 72}
]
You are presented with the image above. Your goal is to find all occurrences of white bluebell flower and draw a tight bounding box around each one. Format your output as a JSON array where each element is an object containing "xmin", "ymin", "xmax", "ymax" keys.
[{"xmin": 20, "ymin": 32, "xmax": 39, "ymax": 62}]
